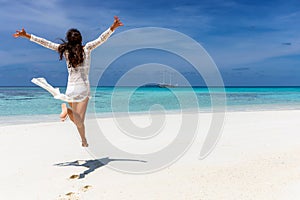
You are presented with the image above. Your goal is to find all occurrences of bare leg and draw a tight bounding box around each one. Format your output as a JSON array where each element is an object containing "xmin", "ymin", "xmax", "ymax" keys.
[
  {"xmin": 66, "ymin": 98, "xmax": 89, "ymax": 147},
  {"xmin": 66, "ymin": 102, "xmax": 75, "ymax": 123}
]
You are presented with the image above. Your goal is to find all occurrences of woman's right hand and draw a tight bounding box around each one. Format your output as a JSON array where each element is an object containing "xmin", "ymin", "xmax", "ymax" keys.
[{"xmin": 13, "ymin": 28, "xmax": 31, "ymax": 39}]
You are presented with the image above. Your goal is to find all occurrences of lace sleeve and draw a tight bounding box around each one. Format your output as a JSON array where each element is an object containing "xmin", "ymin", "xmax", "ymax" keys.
[
  {"xmin": 85, "ymin": 28, "xmax": 114, "ymax": 51},
  {"xmin": 30, "ymin": 34, "xmax": 60, "ymax": 51}
]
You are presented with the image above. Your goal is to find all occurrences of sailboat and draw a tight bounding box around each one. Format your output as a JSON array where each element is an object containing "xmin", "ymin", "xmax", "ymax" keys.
[{"xmin": 158, "ymin": 71, "xmax": 177, "ymax": 88}]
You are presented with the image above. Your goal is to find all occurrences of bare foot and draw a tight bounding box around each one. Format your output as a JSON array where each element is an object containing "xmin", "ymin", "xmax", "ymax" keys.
[
  {"xmin": 82, "ymin": 139, "xmax": 89, "ymax": 147},
  {"xmin": 60, "ymin": 103, "xmax": 68, "ymax": 122},
  {"xmin": 82, "ymin": 142, "xmax": 89, "ymax": 147}
]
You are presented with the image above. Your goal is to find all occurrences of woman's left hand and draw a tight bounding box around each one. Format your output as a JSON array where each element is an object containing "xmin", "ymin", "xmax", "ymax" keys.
[{"xmin": 110, "ymin": 16, "xmax": 123, "ymax": 31}]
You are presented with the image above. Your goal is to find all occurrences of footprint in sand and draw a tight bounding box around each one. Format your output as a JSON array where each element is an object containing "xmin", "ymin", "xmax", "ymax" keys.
[
  {"xmin": 69, "ymin": 174, "xmax": 79, "ymax": 179},
  {"xmin": 81, "ymin": 185, "xmax": 92, "ymax": 192},
  {"xmin": 57, "ymin": 186, "xmax": 92, "ymax": 199},
  {"xmin": 59, "ymin": 176, "xmax": 92, "ymax": 199},
  {"xmin": 57, "ymin": 192, "xmax": 79, "ymax": 200},
  {"xmin": 65, "ymin": 192, "xmax": 75, "ymax": 196}
]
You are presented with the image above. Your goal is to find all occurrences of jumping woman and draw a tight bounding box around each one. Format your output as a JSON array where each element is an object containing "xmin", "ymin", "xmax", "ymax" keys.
[{"xmin": 13, "ymin": 16, "xmax": 123, "ymax": 147}]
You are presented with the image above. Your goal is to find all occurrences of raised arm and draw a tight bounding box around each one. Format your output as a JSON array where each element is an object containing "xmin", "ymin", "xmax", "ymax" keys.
[
  {"xmin": 13, "ymin": 28, "xmax": 59, "ymax": 51},
  {"xmin": 85, "ymin": 16, "xmax": 123, "ymax": 51}
]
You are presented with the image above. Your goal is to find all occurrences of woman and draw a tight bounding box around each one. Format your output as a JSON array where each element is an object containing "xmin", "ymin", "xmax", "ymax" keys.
[{"xmin": 13, "ymin": 16, "xmax": 123, "ymax": 147}]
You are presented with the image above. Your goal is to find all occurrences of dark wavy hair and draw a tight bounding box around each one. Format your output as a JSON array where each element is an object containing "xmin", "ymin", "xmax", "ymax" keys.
[{"xmin": 58, "ymin": 29, "xmax": 84, "ymax": 68}]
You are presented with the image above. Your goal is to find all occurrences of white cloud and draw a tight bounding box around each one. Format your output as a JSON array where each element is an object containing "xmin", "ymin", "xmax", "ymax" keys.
[
  {"xmin": 1, "ymin": 0, "xmax": 300, "ymax": 86},
  {"xmin": 196, "ymin": 2, "xmax": 300, "ymax": 68},
  {"xmin": 207, "ymin": 32, "xmax": 300, "ymax": 69},
  {"xmin": 0, "ymin": 0, "xmax": 118, "ymax": 36}
]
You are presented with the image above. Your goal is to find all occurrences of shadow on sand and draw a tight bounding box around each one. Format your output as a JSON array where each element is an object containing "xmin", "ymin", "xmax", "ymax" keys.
[{"xmin": 54, "ymin": 157, "xmax": 146, "ymax": 179}]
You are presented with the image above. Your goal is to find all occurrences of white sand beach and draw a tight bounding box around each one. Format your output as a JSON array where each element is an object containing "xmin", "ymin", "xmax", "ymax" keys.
[{"xmin": 1, "ymin": 110, "xmax": 300, "ymax": 200}]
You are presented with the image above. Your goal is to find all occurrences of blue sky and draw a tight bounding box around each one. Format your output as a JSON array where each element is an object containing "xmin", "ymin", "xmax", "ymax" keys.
[{"xmin": 0, "ymin": 0, "xmax": 299, "ymax": 86}]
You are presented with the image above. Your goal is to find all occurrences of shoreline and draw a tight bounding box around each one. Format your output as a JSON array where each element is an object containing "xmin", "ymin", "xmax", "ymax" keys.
[{"xmin": 1, "ymin": 106, "xmax": 300, "ymax": 127}]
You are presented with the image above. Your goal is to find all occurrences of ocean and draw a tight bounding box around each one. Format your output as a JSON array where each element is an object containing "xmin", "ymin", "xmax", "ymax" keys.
[{"xmin": 1, "ymin": 86, "xmax": 300, "ymax": 126}]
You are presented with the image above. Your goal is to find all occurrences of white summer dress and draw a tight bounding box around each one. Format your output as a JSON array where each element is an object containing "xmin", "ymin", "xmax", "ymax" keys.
[{"xmin": 30, "ymin": 28, "xmax": 114, "ymax": 102}]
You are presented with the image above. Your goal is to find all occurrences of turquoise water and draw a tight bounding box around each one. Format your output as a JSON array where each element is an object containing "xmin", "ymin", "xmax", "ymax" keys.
[{"xmin": 1, "ymin": 86, "xmax": 300, "ymax": 125}]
